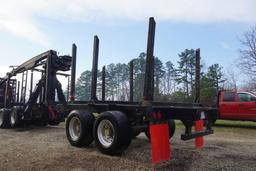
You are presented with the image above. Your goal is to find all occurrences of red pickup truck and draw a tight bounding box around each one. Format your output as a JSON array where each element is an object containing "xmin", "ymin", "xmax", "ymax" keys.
[{"xmin": 218, "ymin": 91, "xmax": 256, "ymax": 122}]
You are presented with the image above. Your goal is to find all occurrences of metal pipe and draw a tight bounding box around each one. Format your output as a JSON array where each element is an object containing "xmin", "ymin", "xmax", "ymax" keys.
[
  {"xmin": 102, "ymin": 66, "xmax": 105, "ymax": 101},
  {"xmin": 195, "ymin": 48, "xmax": 200, "ymax": 103},
  {"xmin": 4, "ymin": 76, "xmax": 10, "ymax": 107},
  {"xmin": 129, "ymin": 60, "xmax": 134, "ymax": 102},
  {"xmin": 67, "ymin": 76, "xmax": 70, "ymax": 101},
  {"xmin": 39, "ymin": 71, "xmax": 44, "ymax": 103},
  {"xmin": 16, "ymin": 81, "xmax": 20, "ymax": 103},
  {"xmin": 91, "ymin": 35, "xmax": 99, "ymax": 101},
  {"xmin": 20, "ymin": 72, "xmax": 24, "ymax": 103},
  {"xmin": 30, "ymin": 70, "xmax": 34, "ymax": 97},
  {"xmin": 20, "ymin": 70, "xmax": 28, "ymax": 103},
  {"xmin": 143, "ymin": 17, "xmax": 156, "ymax": 101},
  {"xmin": 45, "ymin": 52, "xmax": 56, "ymax": 105},
  {"xmin": 70, "ymin": 43, "xmax": 77, "ymax": 102},
  {"xmin": 24, "ymin": 70, "xmax": 28, "ymax": 103}
]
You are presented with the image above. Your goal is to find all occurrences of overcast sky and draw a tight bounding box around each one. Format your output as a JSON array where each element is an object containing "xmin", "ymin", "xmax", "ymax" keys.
[{"xmin": 0, "ymin": 0, "xmax": 255, "ymax": 86}]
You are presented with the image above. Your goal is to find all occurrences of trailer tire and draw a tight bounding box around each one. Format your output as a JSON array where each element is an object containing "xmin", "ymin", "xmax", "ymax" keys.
[
  {"xmin": 211, "ymin": 118, "xmax": 216, "ymax": 125},
  {"xmin": 93, "ymin": 111, "xmax": 131, "ymax": 155},
  {"xmin": 132, "ymin": 130, "xmax": 141, "ymax": 138},
  {"xmin": 66, "ymin": 110, "xmax": 95, "ymax": 147},
  {"xmin": 10, "ymin": 106, "xmax": 22, "ymax": 128},
  {"xmin": 33, "ymin": 110, "xmax": 49, "ymax": 127},
  {"xmin": 34, "ymin": 119, "xmax": 48, "ymax": 127},
  {"xmin": 0, "ymin": 108, "xmax": 11, "ymax": 128},
  {"xmin": 144, "ymin": 119, "xmax": 176, "ymax": 140},
  {"xmin": 168, "ymin": 119, "xmax": 176, "ymax": 138},
  {"xmin": 49, "ymin": 120, "xmax": 60, "ymax": 126}
]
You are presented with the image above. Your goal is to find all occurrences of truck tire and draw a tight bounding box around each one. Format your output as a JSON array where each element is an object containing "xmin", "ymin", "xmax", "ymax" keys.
[
  {"xmin": 211, "ymin": 118, "xmax": 216, "ymax": 126},
  {"xmin": 132, "ymin": 129, "xmax": 141, "ymax": 138},
  {"xmin": 144, "ymin": 119, "xmax": 176, "ymax": 140},
  {"xmin": 48, "ymin": 120, "xmax": 60, "ymax": 126},
  {"xmin": 93, "ymin": 111, "xmax": 132, "ymax": 155},
  {"xmin": 33, "ymin": 110, "xmax": 49, "ymax": 127},
  {"xmin": 34, "ymin": 118, "xmax": 48, "ymax": 127},
  {"xmin": 168, "ymin": 119, "xmax": 176, "ymax": 138},
  {"xmin": 0, "ymin": 108, "xmax": 11, "ymax": 128},
  {"xmin": 10, "ymin": 106, "xmax": 22, "ymax": 128},
  {"xmin": 66, "ymin": 110, "xmax": 95, "ymax": 147}
]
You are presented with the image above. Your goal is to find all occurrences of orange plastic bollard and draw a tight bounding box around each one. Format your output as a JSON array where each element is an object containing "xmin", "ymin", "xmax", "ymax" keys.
[
  {"xmin": 195, "ymin": 119, "xmax": 204, "ymax": 148},
  {"xmin": 150, "ymin": 122, "xmax": 170, "ymax": 164}
]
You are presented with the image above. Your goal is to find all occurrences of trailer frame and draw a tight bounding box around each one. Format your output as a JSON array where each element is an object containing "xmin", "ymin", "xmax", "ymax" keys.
[{"xmin": 63, "ymin": 17, "xmax": 217, "ymax": 163}]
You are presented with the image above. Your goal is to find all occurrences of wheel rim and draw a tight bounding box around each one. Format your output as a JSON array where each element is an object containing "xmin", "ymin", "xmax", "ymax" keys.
[
  {"xmin": 69, "ymin": 116, "xmax": 82, "ymax": 141},
  {"xmin": 10, "ymin": 110, "xmax": 17, "ymax": 125},
  {"xmin": 0, "ymin": 110, "xmax": 3, "ymax": 126},
  {"xmin": 97, "ymin": 119, "xmax": 115, "ymax": 148}
]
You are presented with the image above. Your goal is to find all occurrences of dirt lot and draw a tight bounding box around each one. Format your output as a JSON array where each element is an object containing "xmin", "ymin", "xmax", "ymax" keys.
[{"xmin": 0, "ymin": 121, "xmax": 256, "ymax": 171}]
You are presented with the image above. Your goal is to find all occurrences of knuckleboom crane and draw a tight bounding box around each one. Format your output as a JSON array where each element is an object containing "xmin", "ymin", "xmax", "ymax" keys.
[{"xmin": 0, "ymin": 50, "xmax": 73, "ymax": 127}]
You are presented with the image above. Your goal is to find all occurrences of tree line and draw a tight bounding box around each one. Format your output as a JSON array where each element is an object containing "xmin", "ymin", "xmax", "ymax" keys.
[
  {"xmin": 75, "ymin": 49, "xmax": 225, "ymax": 105},
  {"xmin": 72, "ymin": 25, "xmax": 256, "ymax": 104}
]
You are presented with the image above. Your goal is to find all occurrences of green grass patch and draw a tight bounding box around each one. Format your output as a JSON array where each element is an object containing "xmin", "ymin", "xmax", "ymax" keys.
[
  {"xmin": 215, "ymin": 119, "xmax": 256, "ymax": 127},
  {"xmin": 174, "ymin": 119, "xmax": 256, "ymax": 137},
  {"xmin": 174, "ymin": 120, "xmax": 184, "ymax": 129}
]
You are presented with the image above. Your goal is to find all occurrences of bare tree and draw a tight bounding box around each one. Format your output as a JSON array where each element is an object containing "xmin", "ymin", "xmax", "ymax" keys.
[
  {"xmin": 239, "ymin": 26, "xmax": 256, "ymax": 81},
  {"xmin": 240, "ymin": 80, "xmax": 256, "ymax": 91},
  {"xmin": 223, "ymin": 68, "xmax": 238, "ymax": 90}
]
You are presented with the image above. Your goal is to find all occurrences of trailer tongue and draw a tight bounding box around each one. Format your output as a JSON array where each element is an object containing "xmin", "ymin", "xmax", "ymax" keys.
[{"xmin": 64, "ymin": 17, "xmax": 216, "ymax": 164}]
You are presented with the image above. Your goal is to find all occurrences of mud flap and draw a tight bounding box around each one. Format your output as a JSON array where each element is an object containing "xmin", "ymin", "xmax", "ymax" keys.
[
  {"xmin": 195, "ymin": 119, "xmax": 204, "ymax": 148},
  {"xmin": 150, "ymin": 122, "xmax": 170, "ymax": 164}
]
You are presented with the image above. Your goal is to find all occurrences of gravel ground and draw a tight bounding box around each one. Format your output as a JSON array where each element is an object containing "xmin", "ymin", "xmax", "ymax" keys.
[{"xmin": 0, "ymin": 122, "xmax": 256, "ymax": 171}]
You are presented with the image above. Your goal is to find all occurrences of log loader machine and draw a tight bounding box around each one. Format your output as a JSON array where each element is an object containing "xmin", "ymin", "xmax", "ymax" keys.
[{"xmin": 0, "ymin": 50, "xmax": 72, "ymax": 127}]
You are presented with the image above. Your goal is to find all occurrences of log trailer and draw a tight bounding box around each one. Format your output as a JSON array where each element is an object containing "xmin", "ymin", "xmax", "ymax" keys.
[
  {"xmin": 0, "ymin": 50, "xmax": 72, "ymax": 128},
  {"xmin": 0, "ymin": 17, "xmax": 217, "ymax": 164},
  {"xmin": 63, "ymin": 17, "xmax": 217, "ymax": 164}
]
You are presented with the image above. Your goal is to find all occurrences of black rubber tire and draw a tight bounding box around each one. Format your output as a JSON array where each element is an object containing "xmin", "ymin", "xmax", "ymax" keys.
[
  {"xmin": 33, "ymin": 111, "xmax": 49, "ymax": 127},
  {"xmin": 204, "ymin": 118, "xmax": 216, "ymax": 127},
  {"xmin": 211, "ymin": 118, "xmax": 217, "ymax": 126},
  {"xmin": 49, "ymin": 112, "xmax": 65, "ymax": 126},
  {"xmin": 168, "ymin": 119, "xmax": 176, "ymax": 138},
  {"xmin": 93, "ymin": 111, "xmax": 132, "ymax": 155},
  {"xmin": 10, "ymin": 106, "xmax": 22, "ymax": 128},
  {"xmin": 48, "ymin": 120, "xmax": 60, "ymax": 126},
  {"xmin": 132, "ymin": 129, "xmax": 141, "ymax": 138},
  {"xmin": 144, "ymin": 128, "xmax": 150, "ymax": 139},
  {"xmin": 0, "ymin": 108, "xmax": 11, "ymax": 128},
  {"xmin": 144, "ymin": 119, "xmax": 176, "ymax": 140},
  {"xmin": 66, "ymin": 110, "xmax": 95, "ymax": 147},
  {"xmin": 34, "ymin": 119, "xmax": 48, "ymax": 127}
]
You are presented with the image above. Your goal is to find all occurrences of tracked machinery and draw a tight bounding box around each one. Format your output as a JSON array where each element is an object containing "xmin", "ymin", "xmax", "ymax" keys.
[{"xmin": 0, "ymin": 50, "xmax": 72, "ymax": 128}]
